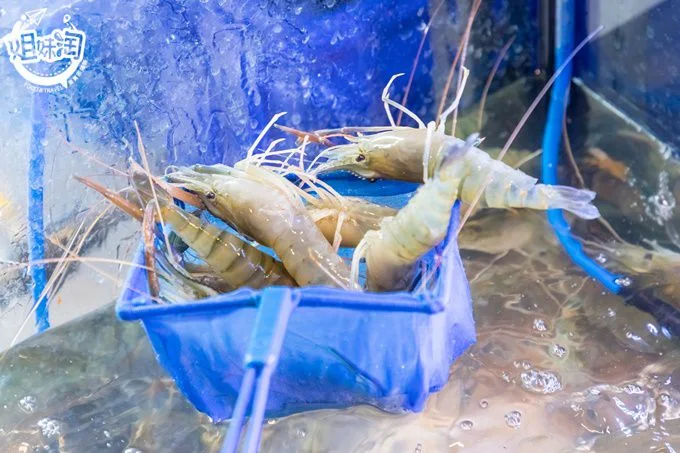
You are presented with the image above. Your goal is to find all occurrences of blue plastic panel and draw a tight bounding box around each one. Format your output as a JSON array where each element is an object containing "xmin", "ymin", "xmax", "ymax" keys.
[
  {"xmin": 118, "ymin": 202, "xmax": 475, "ymax": 422},
  {"xmin": 4, "ymin": 0, "xmax": 545, "ymax": 169},
  {"xmin": 575, "ymin": 0, "xmax": 680, "ymax": 154}
]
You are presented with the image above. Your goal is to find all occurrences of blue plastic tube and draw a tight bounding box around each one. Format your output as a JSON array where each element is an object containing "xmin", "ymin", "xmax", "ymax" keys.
[
  {"xmin": 28, "ymin": 93, "xmax": 50, "ymax": 332},
  {"xmin": 541, "ymin": 0, "xmax": 624, "ymax": 294}
]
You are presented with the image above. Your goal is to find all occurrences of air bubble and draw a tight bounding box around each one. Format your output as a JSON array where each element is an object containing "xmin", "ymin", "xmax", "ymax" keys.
[
  {"xmin": 595, "ymin": 253, "xmax": 607, "ymax": 264},
  {"xmin": 622, "ymin": 383, "xmax": 644, "ymax": 394},
  {"xmin": 37, "ymin": 418, "xmax": 61, "ymax": 438},
  {"xmin": 19, "ymin": 395, "xmax": 36, "ymax": 413},
  {"xmin": 504, "ymin": 410, "xmax": 522, "ymax": 429},
  {"xmin": 551, "ymin": 344, "xmax": 567, "ymax": 359},
  {"xmin": 625, "ymin": 331, "xmax": 642, "ymax": 342},
  {"xmin": 124, "ymin": 449, "xmax": 144, "ymax": 453},
  {"xmin": 479, "ymin": 400, "xmax": 489, "ymax": 409},
  {"xmin": 533, "ymin": 318, "xmax": 547, "ymax": 332},
  {"xmin": 520, "ymin": 369, "xmax": 562, "ymax": 394},
  {"xmin": 615, "ymin": 276, "xmax": 632, "ymax": 287},
  {"xmin": 459, "ymin": 419, "xmax": 474, "ymax": 430}
]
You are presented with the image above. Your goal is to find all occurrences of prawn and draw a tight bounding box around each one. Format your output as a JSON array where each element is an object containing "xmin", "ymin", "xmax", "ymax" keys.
[
  {"xmin": 309, "ymin": 122, "xmax": 599, "ymax": 220},
  {"xmin": 584, "ymin": 239, "xmax": 680, "ymax": 287},
  {"xmin": 306, "ymin": 196, "xmax": 397, "ymax": 249},
  {"xmin": 165, "ymin": 163, "xmax": 352, "ymax": 288},
  {"xmin": 233, "ymin": 135, "xmax": 397, "ymax": 250},
  {"xmin": 76, "ymin": 168, "xmax": 296, "ymax": 293},
  {"xmin": 300, "ymin": 29, "xmax": 605, "ymax": 223},
  {"xmin": 352, "ymin": 135, "xmax": 480, "ymax": 291}
]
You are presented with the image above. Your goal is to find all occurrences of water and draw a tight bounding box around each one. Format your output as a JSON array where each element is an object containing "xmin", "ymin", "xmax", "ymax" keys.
[{"xmin": 0, "ymin": 80, "xmax": 678, "ymax": 452}]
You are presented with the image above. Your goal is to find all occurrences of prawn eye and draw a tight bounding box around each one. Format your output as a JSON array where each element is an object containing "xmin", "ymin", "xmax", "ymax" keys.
[
  {"xmin": 355, "ymin": 154, "xmax": 366, "ymax": 162},
  {"xmin": 206, "ymin": 191, "xmax": 216, "ymax": 200}
]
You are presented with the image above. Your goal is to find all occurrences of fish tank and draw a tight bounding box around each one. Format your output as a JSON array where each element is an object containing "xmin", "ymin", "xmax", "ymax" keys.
[{"xmin": 1, "ymin": 0, "xmax": 679, "ymax": 452}]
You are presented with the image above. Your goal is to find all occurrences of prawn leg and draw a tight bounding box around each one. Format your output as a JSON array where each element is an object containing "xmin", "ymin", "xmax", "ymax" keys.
[{"xmin": 143, "ymin": 202, "xmax": 161, "ymax": 298}]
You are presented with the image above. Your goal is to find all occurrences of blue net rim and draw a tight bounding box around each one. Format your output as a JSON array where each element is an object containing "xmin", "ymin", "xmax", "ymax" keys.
[{"xmin": 116, "ymin": 177, "xmax": 461, "ymax": 321}]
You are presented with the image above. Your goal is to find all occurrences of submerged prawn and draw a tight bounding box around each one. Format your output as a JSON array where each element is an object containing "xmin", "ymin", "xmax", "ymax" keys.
[
  {"xmin": 77, "ymin": 165, "xmax": 295, "ymax": 293},
  {"xmin": 166, "ymin": 163, "xmax": 352, "ymax": 288}
]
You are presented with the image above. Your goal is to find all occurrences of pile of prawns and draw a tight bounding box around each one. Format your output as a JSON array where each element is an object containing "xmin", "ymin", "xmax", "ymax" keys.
[{"xmin": 77, "ymin": 63, "xmax": 601, "ymax": 301}]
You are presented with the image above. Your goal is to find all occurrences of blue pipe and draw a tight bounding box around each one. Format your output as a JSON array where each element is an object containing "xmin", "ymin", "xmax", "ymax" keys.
[
  {"xmin": 28, "ymin": 93, "xmax": 50, "ymax": 332},
  {"xmin": 542, "ymin": 0, "xmax": 624, "ymax": 294}
]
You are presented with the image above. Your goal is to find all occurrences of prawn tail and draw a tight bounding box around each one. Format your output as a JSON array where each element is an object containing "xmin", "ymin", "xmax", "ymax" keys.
[{"xmin": 536, "ymin": 185, "xmax": 600, "ymax": 220}]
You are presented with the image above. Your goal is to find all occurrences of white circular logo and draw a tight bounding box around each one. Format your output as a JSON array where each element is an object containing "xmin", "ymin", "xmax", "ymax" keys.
[{"xmin": 2, "ymin": 9, "xmax": 87, "ymax": 92}]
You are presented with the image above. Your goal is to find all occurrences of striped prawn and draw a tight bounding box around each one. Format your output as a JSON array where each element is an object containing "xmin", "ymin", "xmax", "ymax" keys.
[{"xmin": 77, "ymin": 163, "xmax": 295, "ymax": 296}]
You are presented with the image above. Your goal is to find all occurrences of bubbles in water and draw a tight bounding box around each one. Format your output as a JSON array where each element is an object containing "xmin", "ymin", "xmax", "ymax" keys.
[
  {"xmin": 657, "ymin": 393, "xmax": 680, "ymax": 421},
  {"xmin": 504, "ymin": 410, "xmax": 522, "ymax": 429},
  {"xmin": 37, "ymin": 418, "xmax": 61, "ymax": 438},
  {"xmin": 124, "ymin": 449, "xmax": 144, "ymax": 453},
  {"xmin": 323, "ymin": 0, "xmax": 337, "ymax": 8},
  {"xmin": 625, "ymin": 331, "xmax": 643, "ymax": 342},
  {"xmin": 533, "ymin": 318, "xmax": 547, "ymax": 332},
  {"xmin": 19, "ymin": 395, "xmax": 36, "ymax": 413},
  {"xmin": 479, "ymin": 400, "xmax": 489, "ymax": 409},
  {"xmin": 520, "ymin": 369, "xmax": 562, "ymax": 394},
  {"xmin": 513, "ymin": 360, "xmax": 532, "ymax": 370},
  {"xmin": 588, "ymin": 387, "xmax": 601, "ymax": 396},
  {"xmin": 647, "ymin": 323, "xmax": 659, "ymax": 335},
  {"xmin": 294, "ymin": 6, "xmax": 303, "ymax": 15},
  {"xmin": 296, "ymin": 428, "xmax": 307, "ymax": 438},
  {"xmin": 645, "ymin": 171, "xmax": 677, "ymax": 225},
  {"xmin": 646, "ymin": 26, "xmax": 655, "ymax": 39},
  {"xmin": 622, "ymin": 383, "xmax": 644, "ymax": 395},
  {"xmin": 595, "ymin": 253, "xmax": 607, "ymax": 264},
  {"xmin": 615, "ymin": 276, "xmax": 632, "ymax": 287},
  {"xmin": 458, "ymin": 419, "xmax": 474, "ymax": 431},
  {"xmin": 272, "ymin": 24, "xmax": 283, "ymax": 34},
  {"xmin": 551, "ymin": 344, "xmax": 567, "ymax": 359}
]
